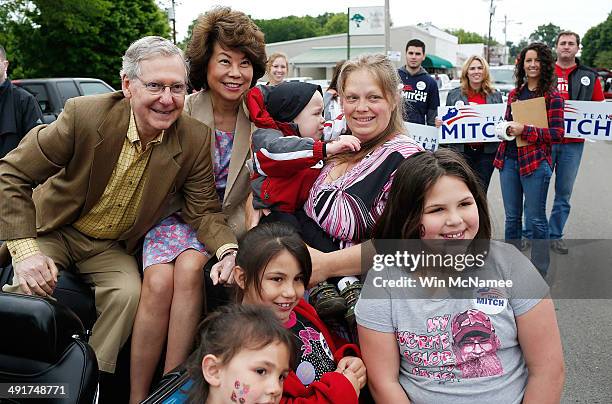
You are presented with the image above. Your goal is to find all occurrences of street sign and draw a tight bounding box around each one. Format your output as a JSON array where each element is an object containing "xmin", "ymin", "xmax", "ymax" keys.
[{"xmin": 348, "ymin": 6, "xmax": 385, "ymax": 36}]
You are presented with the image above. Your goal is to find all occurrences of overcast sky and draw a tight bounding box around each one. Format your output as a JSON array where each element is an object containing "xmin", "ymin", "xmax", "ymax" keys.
[{"xmin": 171, "ymin": 0, "xmax": 609, "ymax": 45}]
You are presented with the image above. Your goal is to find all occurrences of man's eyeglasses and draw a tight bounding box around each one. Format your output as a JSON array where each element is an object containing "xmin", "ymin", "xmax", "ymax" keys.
[{"xmin": 137, "ymin": 77, "xmax": 186, "ymax": 95}]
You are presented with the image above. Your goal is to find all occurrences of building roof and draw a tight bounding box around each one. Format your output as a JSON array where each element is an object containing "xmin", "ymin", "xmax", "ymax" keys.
[{"xmin": 291, "ymin": 46, "xmax": 385, "ymax": 65}]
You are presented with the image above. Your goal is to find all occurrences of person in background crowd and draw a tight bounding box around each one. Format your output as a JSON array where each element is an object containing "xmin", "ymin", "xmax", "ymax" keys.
[
  {"xmin": 357, "ymin": 149, "xmax": 564, "ymax": 403},
  {"xmin": 323, "ymin": 60, "xmax": 345, "ymax": 121},
  {"xmin": 323, "ymin": 60, "xmax": 347, "ymax": 141},
  {"xmin": 436, "ymin": 55, "xmax": 503, "ymax": 193},
  {"xmin": 494, "ymin": 42, "xmax": 565, "ymax": 277},
  {"xmin": 129, "ymin": 8, "xmax": 266, "ymax": 402},
  {"xmin": 545, "ymin": 31, "xmax": 605, "ymax": 254},
  {"xmin": 0, "ymin": 36, "xmax": 238, "ymax": 383},
  {"xmin": 0, "ymin": 44, "xmax": 42, "ymax": 158},
  {"xmin": 266, "ymin": 52, "xmax": 289, "ymax": 86},
  {"xmin": 398, "ymin": 39, "xmax": 440, "ymax": 126}
]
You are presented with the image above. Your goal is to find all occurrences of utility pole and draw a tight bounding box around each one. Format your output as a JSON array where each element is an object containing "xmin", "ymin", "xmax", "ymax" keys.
[
  {"xmin": 499, "ymin": 15, "xmax": 521, "ymax": 64},
  {"xmin": 171, "ymin": 0, "xmax": 176, "ymax": 44},
  {"xmin": 166, "ymin": 0, "xmax": 177, "ymax": 44},
  {"xmin": 486, "ymin": 0, "xmax": 496, "ymax": 63},
  {"xmin": 384, "ymin": 0, "xmax": 390, "ymax": 55}
]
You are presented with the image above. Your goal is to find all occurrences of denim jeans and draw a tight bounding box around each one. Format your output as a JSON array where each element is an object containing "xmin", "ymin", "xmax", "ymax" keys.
[
  {"xmin": 499, "ymin": 157, "xmax": 552, "ymax": 276},
  {"xmin": 549, "ymin": 142, "xmax": 584, "ymax": 239},
  {"xmin": 462, "ymin": 148, "xmax": 496, "ymax": 194},
  {"xmin": 524, "ymin": 142, "xmax": 584, "ymax": 239}
]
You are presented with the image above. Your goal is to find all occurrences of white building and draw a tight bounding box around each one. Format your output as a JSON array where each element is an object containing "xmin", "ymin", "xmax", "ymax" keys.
[{"xmin": 264, "ymin": 23, "xmax": 459, "ymax": 81}]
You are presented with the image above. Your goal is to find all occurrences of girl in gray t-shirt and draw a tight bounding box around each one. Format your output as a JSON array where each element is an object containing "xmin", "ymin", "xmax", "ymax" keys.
[{"xmin": 355, "ymin": 149, "xmax": 564, "ymax": 403}]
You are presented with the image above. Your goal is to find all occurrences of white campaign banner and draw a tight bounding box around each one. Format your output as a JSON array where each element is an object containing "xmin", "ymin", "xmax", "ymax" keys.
[
  {"xmin": 437, "ymin": 101, "xmax": 612, "ymax": 143},
  {"xmin": 563, "ymin": 100, "xmax": 612, "ymax": 140},
  {"xmin": 438, "ymin": 104, "xmax": 505, "ymax": 144},
  {"xmin": 404, "ymin": 122, "xmax": 439, "ymax": 151}
]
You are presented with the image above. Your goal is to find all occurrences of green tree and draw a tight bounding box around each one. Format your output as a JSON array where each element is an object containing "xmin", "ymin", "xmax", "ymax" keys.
[
  {"xmin": 581, "ymin": 12, "xmax": 612, "ymax": 67},
  {"xmin": 3, "ymin": 0, "xmax": 170, "ymax": 88},
  {"xmin": 254, "ymin": 16, "xmax": 320, "ymax": 43},
  {"xmin": 509, "ymin": 39, "xmax": 528, "ymax": 62},
  {"xmin": 446, "ymin": 28, "xmax": 489, "ymax": 44},
  {"xmin": 321, "ymin": 13, "xmax": 348, "ymax": 35},
  {"xmin": 529, "ymin": 23, "xmax": 562, "ymax": 49},
  {"xmin": 253, "ymin": 13, "xmax": 347, "ymax": 43}
]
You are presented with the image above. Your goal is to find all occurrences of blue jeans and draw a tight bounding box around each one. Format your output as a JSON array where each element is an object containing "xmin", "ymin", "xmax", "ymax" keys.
[
  {"xmin": 499, "ymin": 158, "xmax": 552, "ymax": 276},
  {"xmin": 462, "ymin": 148, "xmax": 496, "ymax": 194},
  {"xmin": 549, "ymin": 142, "xmax": 584, "ymax": 239},
  {"xmin": 524, "ymin": 142, "xmax": 584, "ymax": 239}
]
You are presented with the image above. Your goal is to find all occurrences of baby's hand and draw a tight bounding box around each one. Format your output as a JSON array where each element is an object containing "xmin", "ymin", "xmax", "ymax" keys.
[{"xmin": 326, "ymin": 135, "xmax": 361, "ymax": 155}]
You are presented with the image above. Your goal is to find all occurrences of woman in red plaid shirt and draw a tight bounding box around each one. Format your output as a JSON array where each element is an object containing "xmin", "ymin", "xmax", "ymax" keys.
[{"xmin": 494, "ymin": 42, "xmax": 565, "ymax": 277}]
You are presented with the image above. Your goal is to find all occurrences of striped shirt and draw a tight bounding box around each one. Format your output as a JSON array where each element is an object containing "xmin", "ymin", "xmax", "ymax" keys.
[{"xmin": 304, "ymin": 135, "xmax": 422, "ymax": 248}]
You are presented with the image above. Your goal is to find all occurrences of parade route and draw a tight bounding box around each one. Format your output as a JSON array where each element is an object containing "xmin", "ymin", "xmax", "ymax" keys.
[{"xmin": 488, "ymin": 140, "xmax": 612, "ymax": 403}]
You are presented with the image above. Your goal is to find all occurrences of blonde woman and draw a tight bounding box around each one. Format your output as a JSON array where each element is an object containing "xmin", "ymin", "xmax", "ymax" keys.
[
  {"xmin": 266, "ymin": 52, "xmax": 288, "ymax": 85},
  {"xmin": 436, "ymin": 55, "xmax": 503, "ymax": 193}
]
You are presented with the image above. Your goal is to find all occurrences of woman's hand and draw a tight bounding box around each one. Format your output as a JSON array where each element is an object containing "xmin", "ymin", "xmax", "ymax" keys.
[
  {"xmin": 506, "ymin": 121, "xmax": 525, "ymax": 137},
  {"xmin": 337, "ymin": 356, "xmax": 367, "ymax": 390},
  {"xmin": 434, "ymin": 117, "xmax": 442, "ymax": 128}
]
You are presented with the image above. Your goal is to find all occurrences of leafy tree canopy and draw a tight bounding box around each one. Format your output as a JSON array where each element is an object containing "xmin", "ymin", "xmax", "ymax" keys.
[
  {"xmin": 445, "ymin": 28, "xmax": 498, "ymax": 45},
  {"xmin": 253, "ymin": 13, "xmax": 348, "ymax": 43},
  {"xmin": 528, "ymin": 23, "xmax": 562, "ymax": 49},
  {"xmin": 581, "ymin": 11, "xmax": 612, "ymax": 67},
  {"xmin": 1, "ymin": 0, "xmax": 170, "ymax": 88}
]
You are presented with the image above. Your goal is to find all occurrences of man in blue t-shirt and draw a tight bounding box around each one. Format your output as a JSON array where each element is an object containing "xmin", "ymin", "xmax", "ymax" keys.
[{"xmin": 398, "ymin": 39, "xmax": 440, "ymax": 126}]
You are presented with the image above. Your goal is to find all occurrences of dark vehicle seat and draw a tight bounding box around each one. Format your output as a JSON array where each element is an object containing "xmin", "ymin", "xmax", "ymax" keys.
[{"xmin": 0, "ymin": 292, "xmax": 99, "ymax": 404}]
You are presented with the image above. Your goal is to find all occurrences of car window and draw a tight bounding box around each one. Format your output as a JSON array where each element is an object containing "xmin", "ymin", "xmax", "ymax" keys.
[
  {"xmin": 490, "ymin": 69, "xmax": 514, "ymax": 85},
  {"xmin": 20, "ymin": 83, "xmax": 53, "ymax": 114},
  {"xmin": 79, "ymin": 81, "xmax": 113, "ymax": 95},
  {"xmin": 56, "ymin": 80, "xmax": 81, "ymax": 107}
]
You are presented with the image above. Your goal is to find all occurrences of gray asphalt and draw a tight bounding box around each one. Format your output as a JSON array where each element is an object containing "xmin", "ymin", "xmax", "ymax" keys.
[{"xmin": 487, "ymin": 139, "xmax": 612, "ymax": 403}]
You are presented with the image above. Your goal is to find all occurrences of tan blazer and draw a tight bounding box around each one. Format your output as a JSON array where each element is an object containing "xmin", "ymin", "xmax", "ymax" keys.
[
  {"xmin": 0, "ymin": 91, "xmax": 236, "ymax": 254},
  {"xmin": 184, "ymin": 91, "xmax": 252, "ymax": 238}
]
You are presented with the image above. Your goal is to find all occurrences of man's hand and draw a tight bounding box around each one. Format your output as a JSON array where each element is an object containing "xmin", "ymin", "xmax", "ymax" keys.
[
  {"xmin": 14, "ymin": 253, "xmax": 58, "ymax": 296},
  {"xmin": 326, "ymin": 135, "xmax": 361, "ymax": 156},
  {"xmin": 337, "ymin": 356, "xmax": 367, "ymax": 390},
  {"xmin": 210, "ymin": 252, "xmax": 237, "ymax": 286}
]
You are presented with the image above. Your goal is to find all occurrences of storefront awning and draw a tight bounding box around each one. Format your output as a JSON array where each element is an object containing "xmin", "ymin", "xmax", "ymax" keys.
[{"xmin": 422, "ymin": 54, "xmax": 454, "ymax": 69}]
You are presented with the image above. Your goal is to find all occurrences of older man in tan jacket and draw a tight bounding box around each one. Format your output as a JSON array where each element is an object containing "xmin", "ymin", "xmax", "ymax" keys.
[{"xmin": 0, "ymin": 36, "xmax": 237, "ymax": 374}]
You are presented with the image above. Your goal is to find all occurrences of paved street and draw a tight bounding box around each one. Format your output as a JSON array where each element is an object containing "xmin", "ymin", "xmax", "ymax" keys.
[{"xmin": 487, "ymin": 140, "xmax": 612, "ymax": 403}]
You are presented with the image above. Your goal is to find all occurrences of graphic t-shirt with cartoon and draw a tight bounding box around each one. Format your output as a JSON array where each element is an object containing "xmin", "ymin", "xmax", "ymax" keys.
[
  {"xmin": 286, "ymin": 311, "xmax": 337, "ymax": 386},
  {"xmin": 355, "ymin": 241, "xmax": 549, "ymax": 404}
]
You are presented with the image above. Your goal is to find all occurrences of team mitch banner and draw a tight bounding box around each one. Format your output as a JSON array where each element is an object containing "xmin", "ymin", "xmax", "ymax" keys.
[{"xmin": 436, "ymin": 101, "xmax": 611, "ymax": 144}]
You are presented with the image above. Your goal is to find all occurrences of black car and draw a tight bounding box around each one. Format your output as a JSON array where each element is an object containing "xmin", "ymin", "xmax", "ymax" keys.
[{"xmin": 12, "ymin": 78, "xmax": 115, "ymax": 123}]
